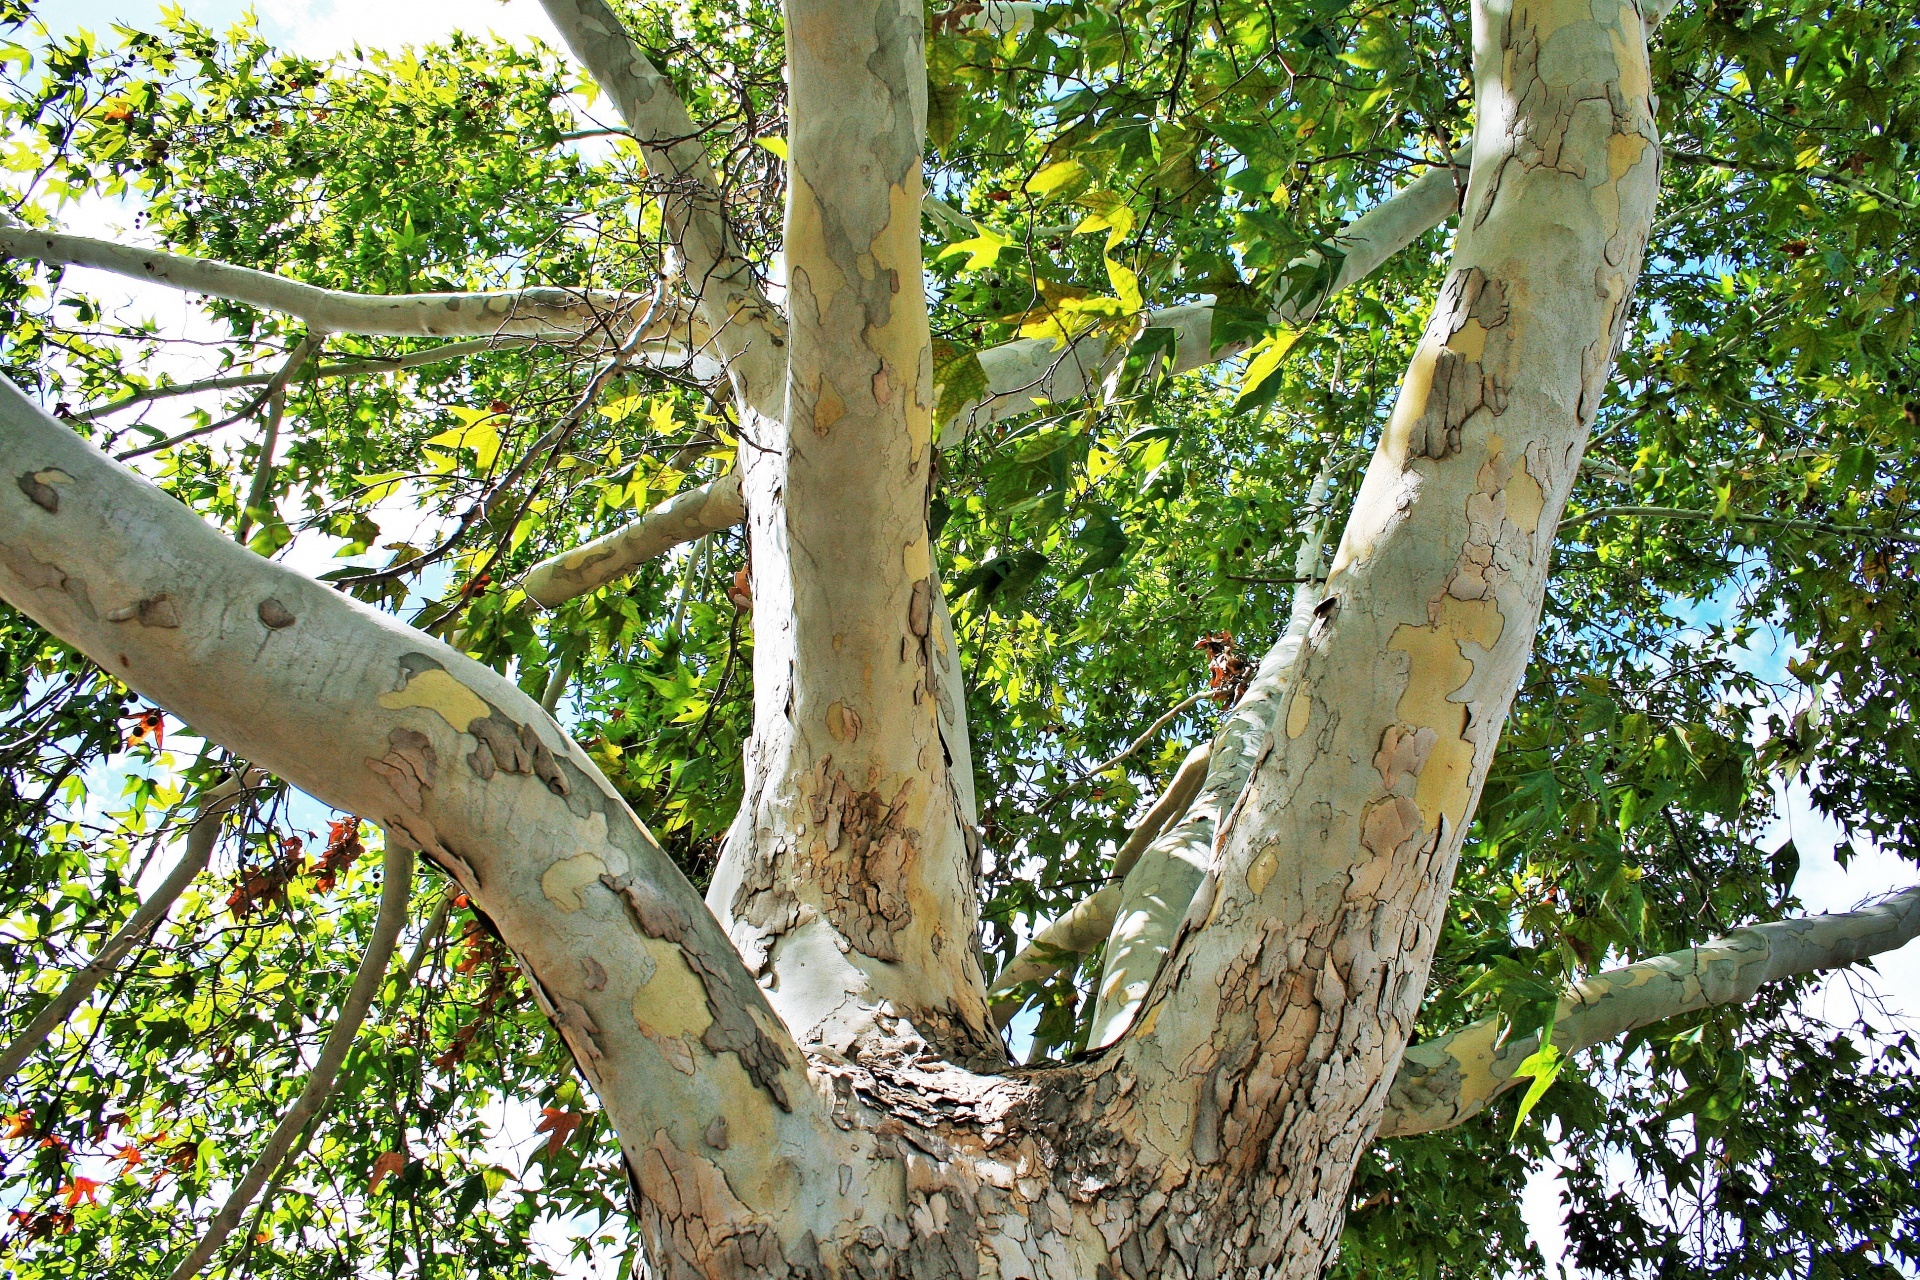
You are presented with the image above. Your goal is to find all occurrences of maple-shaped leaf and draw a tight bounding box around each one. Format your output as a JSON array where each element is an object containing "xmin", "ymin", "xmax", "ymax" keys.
[
  {"xmin": 368, "ymin": 1150, "xmax": 407, "ymax": 1194},
  {"xmin": 1, "ymin": 1112, "xmax": 30, "ymax": 1140},
  {"xmin": 113, "ymin": 1143, "xmax": 144, "ymax": 1173},
  {"xmin": 59, "ymin": 1177, "xmax": 102, "ymax": 1209},
  {"xmin": 535, "ymin": 1107, "xmax": 582, "ymax": 1158}
]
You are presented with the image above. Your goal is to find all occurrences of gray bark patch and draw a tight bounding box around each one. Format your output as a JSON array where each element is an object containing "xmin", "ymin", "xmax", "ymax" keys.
[{"xmin": 16, "ymin": 471, "xmax": 60, "ymax": 512}]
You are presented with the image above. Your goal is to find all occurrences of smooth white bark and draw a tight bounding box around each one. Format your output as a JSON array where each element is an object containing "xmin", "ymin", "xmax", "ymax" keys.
[
  {"xmin": 0, "ymin": 222, "xmax": 675, "ymax": 343},
  {"xmin": 1381, "ymin": 884, "xmax": 1920, "ymax": 1137}
]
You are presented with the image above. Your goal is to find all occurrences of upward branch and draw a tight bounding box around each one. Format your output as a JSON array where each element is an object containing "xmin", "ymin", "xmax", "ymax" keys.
[
  {"xmin": 1380, "ymin": 885, "xmax": 1920, "ymax": 1138},
  {"xmin": 537, "ymin": 0, "xmax": 785, "ymax": 404}
]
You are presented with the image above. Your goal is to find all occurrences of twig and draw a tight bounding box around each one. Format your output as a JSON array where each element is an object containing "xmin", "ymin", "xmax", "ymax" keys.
[
  {"xmin": 114, "ymin": 334, "xmax": 323, "ymax": 463},
  {"xmin": 1037, "ymin": 688, "xmax": 1207, "ymax": 816},
  {"xmin": 1560, "ymin": 504, "xmax": 1920, "ymax": 545},
  {"xmin": 79, "ymin": 336, "xmax": 542, "ymax": 425},
  {"xmin": 0, "ymin": 770, "xmax": 259, "ymax": 1087},
  {"xmin": 165, "ymin": 837, "xmax": 415, "ymax": 1280}
]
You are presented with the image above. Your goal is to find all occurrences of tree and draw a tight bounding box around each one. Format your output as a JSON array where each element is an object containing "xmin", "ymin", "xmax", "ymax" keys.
[{"xmin": 0, "ymin": 0, "xmax": 1917, "ymax": 1275}]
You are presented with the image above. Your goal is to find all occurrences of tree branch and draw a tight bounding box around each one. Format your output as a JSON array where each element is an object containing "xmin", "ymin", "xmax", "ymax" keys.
[
  {"xmin": 986, "ymin": 742, "xmax": 1210, "ymax": 1024},
  {"xmin": 0, "ymin": 221, "xmax": 671, "ymax": 341},
  {"xmin": 233, "ymin": 334, "xmax": 324, "ymax": 541},
  {"xmin": 0, "ymin": 769, "xmax": 258, "ymax": 1088},
  {"xmin": 536, "ymin": 0, "xmax": 785, "ymax": 402},
  {"xmin": 0, "ymin": 377, "xmax": 845, "ymax": 1246},
  {"xmin": 521, "ymin": 470, "xmax": 745, "ymax": 607},
  {"xmin": 1379, "ymin": 885, "xmax": 1920, "ymax": 1138},
  {"xmin": 1086, "ymin": 451, "xmax": 1336, "ymax": 1047},
  {"xmin": 165, "ymin": 838, "xmax": 414, "ymax": 1280},
  {"xmin": 76, "ymin": 336, "xmax": 544, "ymax": 424},
  {"xmin": 1561, "ymin": 504, "xmax": 1920, "ymax": 545},
  {"xmin": 948, "ymin": 149, "xmax": 1471, "ymax": 445}
]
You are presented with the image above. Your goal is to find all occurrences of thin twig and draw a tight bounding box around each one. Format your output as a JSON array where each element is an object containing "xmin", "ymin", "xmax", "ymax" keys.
[
  {"xmin": 165, "ymin": 837, "xmax": 415, "ymax": 1280},
  {"xmin": 1560, "ymin": 504, "xmax": 1920, "ymax": 545},
  {"xmin": 116, "ymin": 333, "xmax": 325, "ymax": 463},
  {"xmin": 79, "ymin": 336, "xmax": 543, "ymax": 424},
  {"xmin": 1037, "ymin": 688, "xmax": 1208, "ymax": 817}
]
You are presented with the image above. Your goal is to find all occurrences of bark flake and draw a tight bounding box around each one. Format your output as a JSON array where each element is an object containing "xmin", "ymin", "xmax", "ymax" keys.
[{"xmin": 601, "ymin": 872, "xmax": 794, "ymax": 1110}]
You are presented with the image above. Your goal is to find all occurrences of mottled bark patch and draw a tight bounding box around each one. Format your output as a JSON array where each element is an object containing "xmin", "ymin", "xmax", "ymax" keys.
[
  {"xmin": 1406, "ymin": 268, "xmax": 1511, "ymax": 461},
  {"xmin": 378, "ymin": 654, "xmax": 570, "ymax": 796},
  {"xmin": 801, "ymin": 757, "xmax": 917, "ymax": 961},
  {"xmin": 601, "ymin": 872, "xmax": 794, "ymax": 1110},
  {"xmin": 16, "ymin": 468, "xmax": 70, "ymax": 512}
]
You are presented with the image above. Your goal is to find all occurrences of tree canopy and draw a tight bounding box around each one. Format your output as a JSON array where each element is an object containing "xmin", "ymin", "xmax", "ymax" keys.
[{"xmin": 0, "ymin": 0, "xmax": 1916, "ymax": 1275}]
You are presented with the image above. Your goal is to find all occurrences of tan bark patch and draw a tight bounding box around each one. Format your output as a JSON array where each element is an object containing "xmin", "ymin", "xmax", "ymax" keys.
[
  {"xmin": 542, "ymin": 852, "xmax": 608, "ymax": 913},
  {"xmin": 633, "ymin": 937, "xmax": 715, "ymax": 1039},
  {"xmin": 378, "ymin": 666, "xmax": 489, "ymax": 731}
]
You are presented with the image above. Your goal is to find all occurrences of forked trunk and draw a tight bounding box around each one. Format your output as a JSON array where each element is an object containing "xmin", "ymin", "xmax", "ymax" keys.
[{"xmin": 0, "ymin": 0, "xmax": 1667, "ymax": 1271}]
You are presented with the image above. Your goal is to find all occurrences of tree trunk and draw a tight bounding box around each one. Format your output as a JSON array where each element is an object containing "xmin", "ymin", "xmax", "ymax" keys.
[
  {"xmin": 38, "ymin": 0, "xmax": 1919, "ymax": 1273},
  {"xmin": 706, "ymin": 0, "xmax": 997, "ymax": 1064}
]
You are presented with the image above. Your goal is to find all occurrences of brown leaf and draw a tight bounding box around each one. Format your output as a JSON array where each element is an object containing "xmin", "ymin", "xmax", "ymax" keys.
[
  {"xmin": 368, "ymin": 1150, "xmax": 407, "ymax": 1194},
  {"xmin": 535, "ymin": 1107, "xmax": 582, "ymax": 1158}
]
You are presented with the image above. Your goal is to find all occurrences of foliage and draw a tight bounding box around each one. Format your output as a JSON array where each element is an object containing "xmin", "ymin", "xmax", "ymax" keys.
[{"xmin": 0, "ymin": 0, "xmax": 1916, "ymax": 1273}]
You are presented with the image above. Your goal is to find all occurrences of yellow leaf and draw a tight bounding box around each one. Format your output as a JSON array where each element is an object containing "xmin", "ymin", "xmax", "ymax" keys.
[
  {"xmin": 600, "ymin": 393, "xmax": 646, "ymax": 424},
  {"xmin": 1026, "ymin": 159, "xmax": 1087, "ymax": 199},
  {"xmin": 1105, "ymin": 258, "xmax": 1143, "ymax": 313},
  {"xmin": 756, "ymin": 135, "xmax": 788, "ymax": 160},
  {"xmin": 938, "ymin": 222, "xmax": 1013, "ymax": 271}
]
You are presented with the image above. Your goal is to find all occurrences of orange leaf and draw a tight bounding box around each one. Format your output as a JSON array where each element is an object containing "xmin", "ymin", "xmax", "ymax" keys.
[
  {"xmin": 1, "ymin": 1112, "xmax": 30, "ymax": 1140},
  {"xmin": 534, "ymin": 1107, "xmax": 582, "ymax": 1158},
  {"xmin": 368, "ymin": 1150, "xmax": 407, "ymax": 1194},
  {"xmin": 59, "ymin": 1177, "xmax": 101, "ymax": 1209},
  {"xmin": 114, "ymin": 1143, "xmax": 144, "ymax": 1172}
]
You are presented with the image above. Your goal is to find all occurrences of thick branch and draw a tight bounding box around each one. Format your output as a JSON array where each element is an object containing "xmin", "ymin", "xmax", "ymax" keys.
[
  {"xmin": 0, "ymin": 222, "xmax": 670, "ymax": 341},
  {"xmin": 167, "ymin": 839, "xmax": 414, "ymax": 1280},
  {"xmin": 536, "ymin": 0, "xmax": 784, "ymax": 404},
  {"xmin": 522, "ymin": 471, "xmax": 745, "ymax": 607},
  {"xmin": 0, "ymin": 378, "xmax": 847, "ymax": 1262},
  {"xmin": 0, "ymin": 770, "xmax": 255, "ymax": 1087},
  {"xmin": 1380, "ymin": 885, "xmax": 1920, "ymax": 1138},
  {"xmin": 1096, "ymin": 0, "xmax": 1664, "ymax": 1258}
]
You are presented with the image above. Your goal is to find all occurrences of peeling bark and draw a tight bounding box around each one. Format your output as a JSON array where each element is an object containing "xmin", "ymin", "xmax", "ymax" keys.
[
  {"xmin": 1094, "ymin": 0, "xmax": 1663, "ymax": 1269},
  {"xmin": 708, "ymin": 0, "xmax": 997, "ymax": 1064}
]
